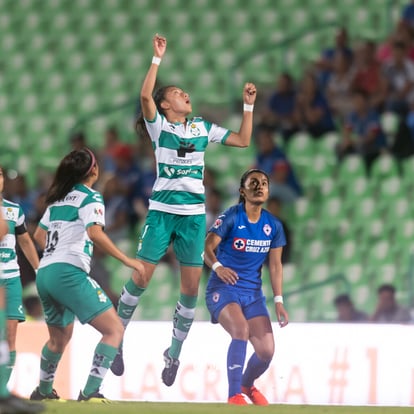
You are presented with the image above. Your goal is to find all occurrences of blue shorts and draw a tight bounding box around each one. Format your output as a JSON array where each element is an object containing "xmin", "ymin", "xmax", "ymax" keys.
[{"xmin": 205, "ymin": 286, "xmax": 269, "ymax": 324}]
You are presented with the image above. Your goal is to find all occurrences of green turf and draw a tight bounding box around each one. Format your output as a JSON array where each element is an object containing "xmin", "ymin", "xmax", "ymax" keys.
[{"xmin": 39, "ymin": 401, "xmax": 414, "ymax": 414}]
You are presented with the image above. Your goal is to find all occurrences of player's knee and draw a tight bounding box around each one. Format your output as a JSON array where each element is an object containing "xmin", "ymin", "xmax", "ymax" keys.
[
  {"xmin": 230, "ymin": 324, "xmax": 249, "ymax": 340},
  {"xmin": 257, "ymin": 345, "xmax": 274, "ymax": 362},
  {"xmin": 48, "ymin": 334, "xmax": 71, "ymax": 353}
]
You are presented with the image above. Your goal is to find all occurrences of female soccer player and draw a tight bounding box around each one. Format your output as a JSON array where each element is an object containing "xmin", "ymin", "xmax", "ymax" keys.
[
  {"xmin": 113, "ymin": 34, "xmax": 257, "ymax": 386},
  {"xmin": 0, "ymin": 201, "xmax": 43, "ymax": 413},
  {"xmin": 29, "ymin": 148, "xmax": 143, "ymax": 402},
  {"xmin": 0, "ymin": 167, "xmax": 40, "ymax": 384},
  {"xmin": 204, "ymin": 169, "xmax": 289, "ymax": 405}
]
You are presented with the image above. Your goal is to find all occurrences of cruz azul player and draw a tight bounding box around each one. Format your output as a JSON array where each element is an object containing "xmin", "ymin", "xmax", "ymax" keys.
[{"xmin": 204, "ymin": 169, "xmax": 288, "ymax": 405}]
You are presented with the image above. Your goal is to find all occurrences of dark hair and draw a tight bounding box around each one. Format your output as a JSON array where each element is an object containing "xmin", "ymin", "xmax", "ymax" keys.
[
  {"xmin": 334, "ymin": 294, "xmax": 352, "ymax": 306},
  {"xmin": 393, "ymin": 40, "xmax": 407, "ymax": 50},
  {"xmin": 45, "ymin": 148, "xmax": 96, "ymax": 205},
  {"xmin": 352, "ymin": 88, "xmax": 369, "ymax": 100},
  {"xmin": 238, "ymin": 169, "xmax": 269, "ymax": 203},
  {"xmin": 378, "ymin": 284, "xmax": 396, "ymax": 294},
  {"xmin": 135, "ymin": 85, "xmax": 175, "ymax": 137}
]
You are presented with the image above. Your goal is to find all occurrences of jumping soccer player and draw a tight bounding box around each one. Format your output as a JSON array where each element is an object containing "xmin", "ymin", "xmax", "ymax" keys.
[
  {"xmin": 112, "ymin": 33, "xmax": 257, "ymax": 387},
  {"xmin": 204, "ymin": 169, "xmax": 289, "ymax": 405}
]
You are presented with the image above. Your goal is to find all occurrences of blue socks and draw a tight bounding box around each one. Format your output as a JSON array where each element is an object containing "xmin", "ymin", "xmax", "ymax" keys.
[
  {"xmin": 227, "ymin": 339, "xmax": 247, "ymax": 398},
  {"xmin": 242, "ymin": 352, "xmax": 271, "ymax": 388}
]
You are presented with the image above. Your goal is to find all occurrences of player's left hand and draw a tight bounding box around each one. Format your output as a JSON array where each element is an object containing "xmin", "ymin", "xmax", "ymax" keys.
[
  {"xmin": 276, "ymin": 303, "xmax": 289, "ymax": 327},
  {"xmin": 215, "ymin": 266, "xmax": 239, "ymax": 285},
  {"xmin": 243, "ymin": 82, "xmax": 257, "ymax": 105}
]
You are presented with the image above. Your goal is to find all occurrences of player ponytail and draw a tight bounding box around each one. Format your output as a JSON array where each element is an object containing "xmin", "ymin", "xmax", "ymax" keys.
[
  {"xmin": 45, "ymin": 148, "xmax": 96, "ymax": 205},
  {"xmin": 135, "ymin": 85, "xmax": 175, "ymax": 138},
  {"xmin": 238, "ymin": 168, "xmax": 269, "ymax": 204}
]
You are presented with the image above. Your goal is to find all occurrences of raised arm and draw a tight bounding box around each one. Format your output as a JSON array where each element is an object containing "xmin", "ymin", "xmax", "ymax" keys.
[
  {"xmin": 140, "ymin": 34, "xmax": 167, "ymax": 121},
  {"xmin": 224, "ymin": 82, "xmax": 257, "ymax": 148}
]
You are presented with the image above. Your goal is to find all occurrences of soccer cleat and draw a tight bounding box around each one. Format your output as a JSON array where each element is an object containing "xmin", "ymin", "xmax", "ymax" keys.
[
  {"xmin": 30, "ymin": 387, "xmax": 63, "ymax": 401},
  {"xmin": 228, "ymin": 393, "xmax": 248, "ymax": 405},
  {"xmin": 241, "ymin": 385, "xmax": 269, "ymax": 406},
  {"xmin": 77, "ymin": 390, "xmax": 111, "ymax": 403},
  {"xmin": 0, "ymin": 394, "xmax": 45, "ymax": 413},
  {"xmin": 110, "ymin": 347, "xmax": 124, "ymax": 376},
  {"xmin": 161, "ymin": 348, "xmax": 180, "ymax": 386}
]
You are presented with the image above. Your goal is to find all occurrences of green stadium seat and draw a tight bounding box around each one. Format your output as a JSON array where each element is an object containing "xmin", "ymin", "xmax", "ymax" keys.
[
  {"xmin": 370, "ymin": 153, "xmax": 400, "ymax": 182},
  {"xmin": 348, "ymin": 195, "xmax": 380, "ymax": 229},
  {"xmin": 307, "ymin": 263, "xmax": 331, "ymax": 284},
  {"xmin": 332, "ymin": 238, "xmax": 364, "ymax": 269},
  {"xmin": 301, "ymin": 239, "xmax": 330, "ymax": 267},
  {"xmin": 337, "ymin": 154, "xmax": 366, "ymax": 185}
]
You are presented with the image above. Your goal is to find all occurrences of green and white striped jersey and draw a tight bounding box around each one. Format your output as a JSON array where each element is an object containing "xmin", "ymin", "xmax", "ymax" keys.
[
  {"xmin": 145, "ymin": 111, "xmax": 231, "ymax": 215},
  {"xmin": 38, "ymin": 184, "xmax": 105, "ymax": 273},
  {"xmin": 0, "ymin": 199, "xmax": 25, "ymax": 279}
]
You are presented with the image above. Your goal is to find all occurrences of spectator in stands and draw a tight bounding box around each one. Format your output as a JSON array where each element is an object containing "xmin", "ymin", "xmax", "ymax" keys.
[
  {"xmin": 102, "ymin": 174, "xmax": 130, "ymax": 243},
  {"xmin": 382, "ymin": 40, "xmax": 414, "ymax": 116},
  {"xmin": 99, "ymin": 126, "xmax": 121, "ymax": 173},
  {"xmin": 315, "ymin": 27, "xmax": 353, "ymax": 89},
  {"xmin": 254, "ymin": 123, "xmax": 302, "ymax": 203},
  {"xmin": 333, "ymin": 294, "xmax": 368, "ymax": 322},
  {"xmin": 351, "ymin": 40, "xmax": 387, "ymax": 111},
  {"xmin": 402, "ymin": 0, "xmax": 414, "ymax": 30},
  {"xmin": 337, "ymin": 89, "xmax": 388, "ymax": 172},
  {"xmin": 370, "ymin": 284, "xmax": 411, "ymax": 323},
  {"xmin": 326, "ymin": 50, "xmax": 355, "ymax": 121},
  {"xmin": 133, "ymin": 136, "xmax": 157, "ymax": 221},
  {"xmin": 378, "ymin": 21, "xmax": 414, "ymax": 63},
  {"xmin": 112, "ymin": 143, "xmax": 142, "ymax": 225},
  {"xmin": 262, "ymin": 72, "xmax": 298, "ymax": 143},
  {"xmin": 205, "ymin": 187, "xmax": 223, "ymax": 231},
  {"xmin": 70, "ymin": 131, "xmax": 87, "ymax": 150},
  {"xmin": 294, "ymin": 72, "xmax": 336, "ymax": 138},
  {"xmin": 4, "ymin": 173, "xmax": 37, "ymax": 222}
]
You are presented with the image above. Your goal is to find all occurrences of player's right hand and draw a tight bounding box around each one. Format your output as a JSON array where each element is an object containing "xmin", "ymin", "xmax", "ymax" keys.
[
  {"xmin": 124, "ymin": 257, "xmax": 145, "ymax": 276},
  {"xmin": 153, "ymin": 33, "xmax": 167, "ymax": 58},
  {"xmin": 215, "ymin": 266, "xmax": 239, "ymax": 285}
]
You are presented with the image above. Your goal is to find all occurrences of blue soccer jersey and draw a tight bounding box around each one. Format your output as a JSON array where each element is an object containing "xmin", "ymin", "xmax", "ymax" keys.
[{"xmin": 207, "ymin": 203, "xmax": 286, "ymax": 292}]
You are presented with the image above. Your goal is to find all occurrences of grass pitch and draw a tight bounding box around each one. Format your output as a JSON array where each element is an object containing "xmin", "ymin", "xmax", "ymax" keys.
[{"xmin": 40, "ymin": 401, "xmax": 414, "ymax": 414}]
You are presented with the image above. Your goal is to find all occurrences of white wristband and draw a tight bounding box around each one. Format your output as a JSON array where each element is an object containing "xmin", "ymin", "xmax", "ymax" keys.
[
  {"xmin": 243, "ymin": 103, "xmax": 254, "ymax": 112},
  {"xmin": 212, "ymin": 261, "xmax": 223, "ymax": 271},
  {"xmin": 152, "ymin": 56, "xmax": 161, "ymax": 65},
  {"xmin": 274, "ymin": 295, "xmax": 284, "ymax": 304}
]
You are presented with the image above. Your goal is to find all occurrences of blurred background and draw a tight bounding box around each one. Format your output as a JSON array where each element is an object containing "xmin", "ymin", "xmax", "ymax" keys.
[{"xmin": 2, "ymin": 0, "xmax": 414, "ymax": 324}]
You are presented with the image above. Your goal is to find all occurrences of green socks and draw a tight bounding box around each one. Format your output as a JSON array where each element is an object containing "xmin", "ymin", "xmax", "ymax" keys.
[
  {"xmin": 5, "ymin": 350, "xmax": 15, "ymax": 384},
  {"xmin": 169, "ymin": 293, "xmax": 197, "ymax": 359},
  {"xmin": 0, "ymin": 309, "xmax": 9, "ymax": 398},
  {"xmin": 39, "ymin": 345, "xmax": 62, "ymax": 396},
  {"xmin": 83, "ymin": 342, "xmax": 118, "ymax": 397},
  {"xmin": 117, "ymin": 279, "xmax": 146, "ymax": 328}
]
